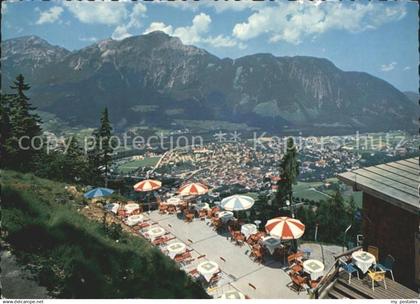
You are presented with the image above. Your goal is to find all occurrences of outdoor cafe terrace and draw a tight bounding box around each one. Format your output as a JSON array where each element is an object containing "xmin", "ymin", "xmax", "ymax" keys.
[{"xmin": 84, "ymin": 181, "xmax": 418, "ymax": 299}]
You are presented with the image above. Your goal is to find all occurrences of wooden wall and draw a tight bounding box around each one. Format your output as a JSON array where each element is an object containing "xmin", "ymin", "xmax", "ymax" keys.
[{"xmin": 362, "ymin": 193, "xmax": 419, "ymax": 290}]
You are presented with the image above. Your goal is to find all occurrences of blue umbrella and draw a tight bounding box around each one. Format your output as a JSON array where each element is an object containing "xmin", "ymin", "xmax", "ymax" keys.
[{"xmin": 84, "ymin": 187, "xmax": 114, "ymax": 199}]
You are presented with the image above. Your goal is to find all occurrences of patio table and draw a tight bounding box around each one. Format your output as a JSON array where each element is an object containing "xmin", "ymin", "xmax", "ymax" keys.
[
  {"xmin": 126, "ymin": 214, "xmax": 144, "ymax": 226},
  {"xmin": 241, "ymin": 223, "xmax": 258, "ymax": 239},
  {"xmin": 194, "ymin": 202, "xmax": 210, "ymax": 211},
  {"xmin": 104, "ymin": 203, "xmax": 119, "ymax": 214},
  {"xmin": 303, "ymin": 259, "xmax": 325, "ymax": 280},
  {"xmin": 352, "ymin": 250, "xmax": 376, "ymax": 274},
  {"xmin": 166, "ymin": 197, "xmax": 182, "ymax": 205},
  {"xmin": 147, "ymin": 226, "xmax": 166, "ymax": 240},
  {"xmin": 197, "ymin": 261, "xmax": 220, "ymax": 282},
  {"xmin": 261, "ymin": 236, "xmax": 282, "ymax": 255},
  {"xmin": 167, "ymin": 242, "xmax": 187, "ymax": 259},
  {"xmin": 124, "ymin": 203, "xmax": 140, "ymax": 214},
  {"xmin": 217, "ymin": 211, "xmax": 234, "ymax": 223},
  {"xmin": 220, "ymin": 290, "xmax": 245, "ymax": 299}
]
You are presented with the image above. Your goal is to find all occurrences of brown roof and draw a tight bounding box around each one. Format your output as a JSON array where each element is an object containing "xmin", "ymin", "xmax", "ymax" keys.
[{"xmin": 338, "ymin": 157, "xmax": 419, "ymax": 214}]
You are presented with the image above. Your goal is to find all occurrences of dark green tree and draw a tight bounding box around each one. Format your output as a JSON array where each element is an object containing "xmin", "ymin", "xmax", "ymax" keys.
[
  {"xmin": 0, "ymin": 94, "xmax": 13, "ymax": 167},
  {"xmin": 89, "ymin": 108, "xmax": 114, "ymax": 186},
  {"xmin": 316, "ymin": 191, "xmax": 349, "ymax": 243},
  {"xmin": 7, "ymin": 75, "xmax": 42, "ymax": 171},
  {"xmin": 275, "ymin": 137, "xmax": 299, "ymax": 216}
]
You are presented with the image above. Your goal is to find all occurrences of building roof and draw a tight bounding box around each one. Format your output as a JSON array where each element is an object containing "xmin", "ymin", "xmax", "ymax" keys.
[{"xmin": 338, "ymin": 157, "xmax": 419, "ymax": 214}]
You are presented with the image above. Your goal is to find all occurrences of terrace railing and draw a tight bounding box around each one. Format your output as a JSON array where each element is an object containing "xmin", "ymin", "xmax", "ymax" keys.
[{"xmin": 311, "ymin": 246, "xmax": 363, "ymax": 299}]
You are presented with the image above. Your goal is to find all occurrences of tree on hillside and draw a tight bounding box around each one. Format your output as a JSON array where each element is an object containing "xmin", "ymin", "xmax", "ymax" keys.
[
  {"xmin": 316, "ymin": 191, "xmax": 350, "ymax": 243},
  {"xmin": 4, "ymin": 75, "xmax": 42, "ymax": 171},
  {"xmin": 275, "ymin": 137, "xmax": 300, "ymax": 216},
  {"xmin": 89, "ymin": 108, "xmax": 114, "ymax": 187},
  {"xmin": 0, "ymin": 94, "xmax": 13, "ymax": 167}
]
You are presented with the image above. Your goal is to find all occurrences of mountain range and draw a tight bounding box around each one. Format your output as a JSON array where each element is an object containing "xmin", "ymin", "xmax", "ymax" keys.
[{"xmin": 2, "ymin": 32, "xmax": 417, "ymax": 133}]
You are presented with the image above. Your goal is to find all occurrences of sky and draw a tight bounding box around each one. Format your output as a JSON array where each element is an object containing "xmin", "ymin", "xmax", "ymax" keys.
[{"xmin": 2, "ymin": 0, "xmax": 419, "ymax": 92}]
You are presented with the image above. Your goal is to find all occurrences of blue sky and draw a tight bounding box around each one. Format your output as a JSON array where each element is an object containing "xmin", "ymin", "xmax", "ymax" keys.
[{"xmin": 2, "ymin": 0, "xmax": 418, "ymax": 92}]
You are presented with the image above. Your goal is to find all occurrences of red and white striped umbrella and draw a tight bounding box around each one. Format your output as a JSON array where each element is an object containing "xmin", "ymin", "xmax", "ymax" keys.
[
  {"xmin": 177, "ymin": 182, "xmax": 208, "ymax": 196},
  {"xmin": 133, "ymin": 179, "xmax": 162, "ymax": 192},
  {"xmin": 265, "ymin": 217, "xmax": 305, "ymax": 240}
]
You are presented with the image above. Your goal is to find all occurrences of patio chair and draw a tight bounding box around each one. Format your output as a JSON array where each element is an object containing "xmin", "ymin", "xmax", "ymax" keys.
[
  {"xmin": 198, "ymin": 209, "xmax": 207, "ymax": 220},
  {"xmin": 376, "ymin": 254, "xmax": 395, "ymax": 281},
  {"xmin": 234, "ymin": 233, "xmax": 246, "ymax": 246},
  {"xmin": 367, "ymin": 245, "xmax": 379, "ymax": 261},
  {"xmin": 174, "ymin": 251, "xmax": 192, "ymax": 263},
  {"xmin": 340, "ymin": 262, "xmax": 359, "ymax": 284},
  {"xmin": 184, "ymin": 213, "xmax": 194, "ymax": 223},
  {"xmin": 209, "ymin": 271, "xmax": 222, "ymax": 287},
  {"xmin": 288, "ymin": 272, "xmax": 307, "ymax": 295},
  {"xmin": 367, "ymin": 270, "xmax": 387, "ymax": 291},
  {"xmin": 159, "ymin": 204, "xmax": 168, "ymax": 214},
  {"xmin": 309, "ymin": 277, "xmax": 322, "ymax": 289}
]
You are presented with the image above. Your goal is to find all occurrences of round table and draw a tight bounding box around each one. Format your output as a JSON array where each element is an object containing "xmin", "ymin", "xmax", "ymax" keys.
[
  {"xmin": 218, "ymin": 211, "xmax": 234, "ymax": 222},
  {"xmin": 194, "ymin": 202, "xmax": 210, "ymax": 210},
  {"xmin": 261, "ymin": 236, "xmax": 282, "ymax": 255},
  {"xmin": 124, "ymin": 203, "xmax": 140, "ymax": 214},
  {"xmin": 147, "ymin": 226, "xmax": 166, "ymax": 239},
  {"xmin": 241, "ymin": 224, "xmax": 258, "ymax": 239},
  {"xmin": 352, "ymin": 250, "xmax": 376, "ymax": 274},
  {"xmin": 126, "ymin": 214, "xmax": 144, "ymax": 226},
  {"xmin": 303, "ymin": 259, "xmax": 325, "ymax": 280},
  {"xmin": 105, "ymin": 203, "xmax": 119, "ymax": 214},
  {"xmin": 220, "ymin": 290, "xmax": 245, "ymax": 299},
  {"xmin": 166, "ymin": 197, "xmax": 182, "ymax": 205},
  {"xmin": 197, "ymin": 261, "xmax": 219, "ymax": 282},
  {"xmin": 167, "ymin": 242, "xmax": 187, "ymax": 259}
]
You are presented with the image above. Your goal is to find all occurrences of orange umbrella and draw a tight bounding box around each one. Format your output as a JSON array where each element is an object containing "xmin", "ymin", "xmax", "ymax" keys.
[
  {"xmin": 133, "ymin": 179, "xmax": 162, "ymax": 192},
  {"xmin": 265, "ymin": 217, "xmax": 305, "ymax": 240},
  {"xmin": 177, "ymin": 182, "xmax": 208, "ymax": 196}
]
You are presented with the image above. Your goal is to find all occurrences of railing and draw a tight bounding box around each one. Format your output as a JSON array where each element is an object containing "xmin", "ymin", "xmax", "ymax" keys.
[{"xmin": 311, "ymin": 246, "xmax": 363, "ymax": 299}]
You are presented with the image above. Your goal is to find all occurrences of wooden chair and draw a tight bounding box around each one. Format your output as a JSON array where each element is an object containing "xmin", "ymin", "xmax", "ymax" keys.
[
  {"xmin": 167, "ymin": 205, "xmax": 176, "ymax": 214},
  {"xmin": 209, "ymin": 271, "xmax": 222, "ymax": 286},
  {"xmin": 367, "ymin": 270, "xmax": 387, "ymax": 291},
  {"xmin": 367, "ymin": 245, "xmax": 379, "ymax": 262},
  {"xmin": 198, "ymin": 209, "xmax": 207, "ymax": 220},
  {"xmin": 288, "ymin": 272, "xmax": 307, "ymax": 295},
  {"xmin": 159, "ymin": 204, "xmax": 168, "ymax": 214},
  {"xmin": 234, "ymin": 232, "xmax": 246, "ymax": 246},
  {"xmin": 184, "ymin": 212, "xmax": 194, "ymax": 223}
]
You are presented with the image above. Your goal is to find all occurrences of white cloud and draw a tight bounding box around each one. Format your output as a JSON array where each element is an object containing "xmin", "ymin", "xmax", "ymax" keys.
[
  {"xmin": 403, "ymin": 66, "xmax": 411, "ymax": 71},
  {"xmin": 111, "ymin": 3, "xmax": 147, "ymax": 40},
  {"xmin": 36, "ymin": 6, "xmax": 64, "ymax": 25},
  {"xmin": 144, "ymin": 22, "xmax": 174, "ymax": 35},
  {"xmin": 151, "ymin": 0, "xmax": 264, "ymax": 13},
  {"xmin": 63, "ymin": 1, "xmax": 129, "ymax": 25},
  {"xmin": 144, "ymin": 13, "xmax": 240, "ymax": 49},
  {"xmin": 233, "ymin": 2, "xmax": 407, "ymax": 44},
  {"xmin": 381, "ymin": 62, "xmax": 397, "ymax": 72}
]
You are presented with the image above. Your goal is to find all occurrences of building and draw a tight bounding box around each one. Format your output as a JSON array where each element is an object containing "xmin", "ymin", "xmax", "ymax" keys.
[{"xmin": 338, "ymin": 157, "xmax": 419, "ymax": 290}]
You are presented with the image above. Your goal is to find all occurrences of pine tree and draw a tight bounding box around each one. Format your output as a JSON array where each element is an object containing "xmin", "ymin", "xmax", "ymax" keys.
[
  {"xmin": 0, "ymin": 94, "xmax": 13, "ymax": 167},
  {"xmin": 89, "ymin": 108, "xmax": 114, "ymax": 186},
  {"xmin": 275, "ymin": 137, "xmax": 299, "ymax": 216},
  {"xmin": 7, "ymin": 74, "xmax": 42, "ymax": 171}
]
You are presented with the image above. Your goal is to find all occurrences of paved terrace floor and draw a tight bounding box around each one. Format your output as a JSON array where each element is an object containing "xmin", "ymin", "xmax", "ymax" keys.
[{"xmin": 142, "ymin": 210, "xmax": 309, "ymax": 299}]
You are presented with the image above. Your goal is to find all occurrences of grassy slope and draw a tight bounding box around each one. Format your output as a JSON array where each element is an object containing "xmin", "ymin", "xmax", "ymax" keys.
[{"xmin": 1, "ymin": 170, "xmax": 208, "ymax": 299}]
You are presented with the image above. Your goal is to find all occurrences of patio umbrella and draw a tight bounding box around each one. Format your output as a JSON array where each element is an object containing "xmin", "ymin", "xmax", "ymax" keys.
[
  {"xmin": 220, "ymin": 195, "xmax": 254, "ymax": 211},
  {"xmin": 265, "ymin": 217, "xmax": 305, "ymax": 240},
  {"xmin": 84, "ymin": 187, "xmax": 114, "ymax": 199},
  {"xmin": 133, "ymin": 179, "xmax": 162, "ymax": 211},
  {"xmin": 177, "ymin": 182, "xmax": 208, "ymax": 196},
  {"xmin": 133, "ymin": 179, "xmax": 162, "ymax": 192}
]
